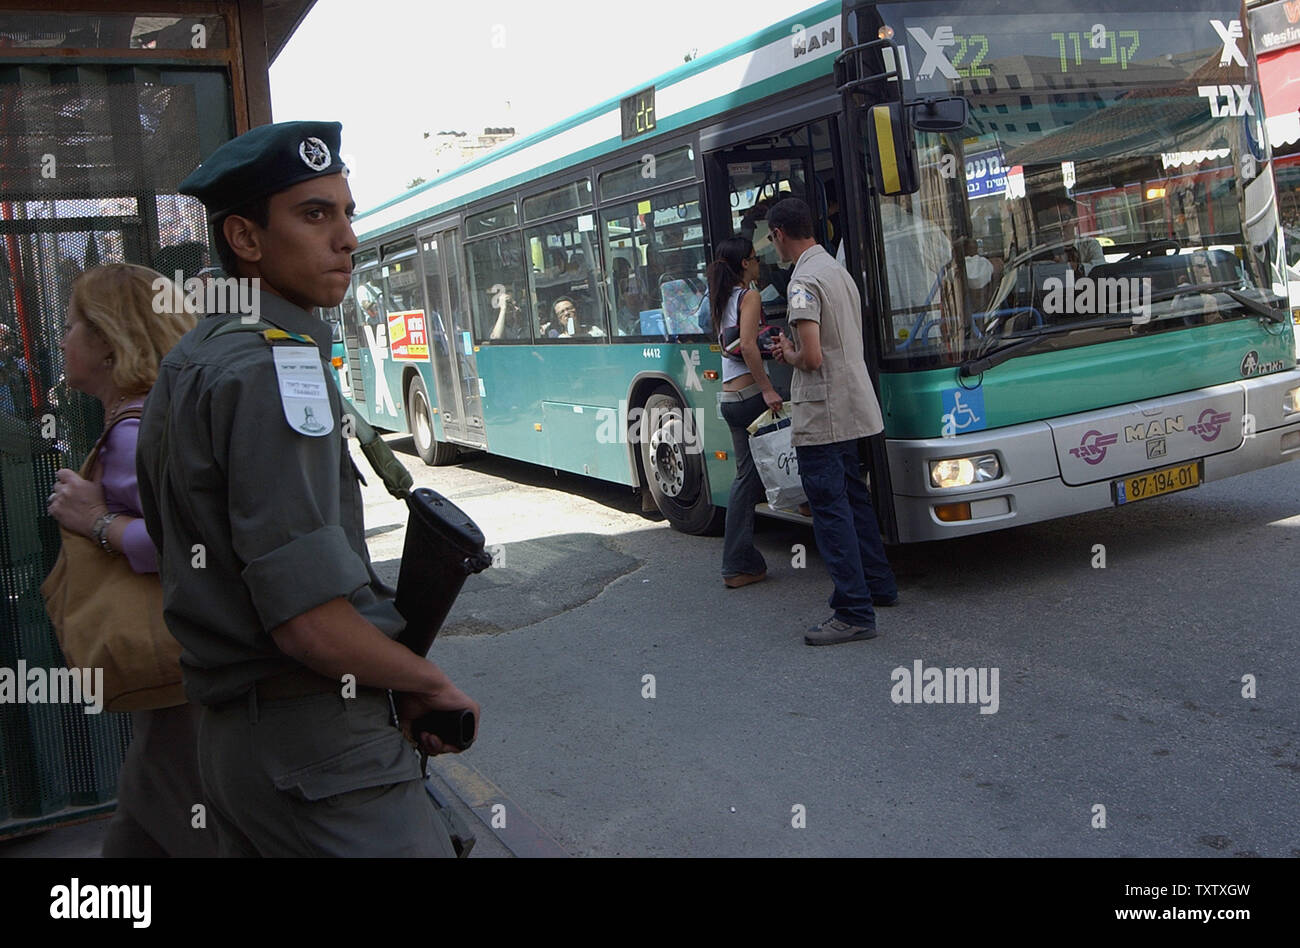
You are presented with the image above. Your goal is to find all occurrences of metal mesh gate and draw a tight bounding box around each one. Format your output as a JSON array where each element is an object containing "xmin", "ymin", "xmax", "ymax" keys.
[{"xmin": 0, "ymin": 54, "xmax": 232, "ymax": 838}]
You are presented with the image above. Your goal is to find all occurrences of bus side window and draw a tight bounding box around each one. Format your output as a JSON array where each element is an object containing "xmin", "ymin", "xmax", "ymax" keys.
[
  {"xmin": 526, "ymin": 216, "xmax": 610, "ymax": 340},
  {"xmin": 466, "ymin": 232, "xmax": 532, "ymax": 343},
  {"xmin": 599, "ymin": 182, "xmax": 709, "ymax": 339}
]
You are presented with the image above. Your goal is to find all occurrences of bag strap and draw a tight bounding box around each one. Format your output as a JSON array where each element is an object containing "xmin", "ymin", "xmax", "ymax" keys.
[
  {"xmin": 716, "ymin": 286, "xmax": 744, "ymax": 350},
  {"xmin": 80, "ymin": 404, "xmax": 145, "ymax": 479},
  {"xmin": 195, "ymin": 319, "xmax": 412, "ymax": 499}
]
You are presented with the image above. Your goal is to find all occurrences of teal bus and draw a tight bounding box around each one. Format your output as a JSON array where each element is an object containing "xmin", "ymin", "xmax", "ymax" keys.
[{"xmin": 338, "ymin": 0, "xmax": 1300, "ymax": 542}]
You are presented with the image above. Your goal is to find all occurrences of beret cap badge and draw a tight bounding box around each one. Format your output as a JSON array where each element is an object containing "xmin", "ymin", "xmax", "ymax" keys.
[{"xmin": 299, "ymin": 137, "xmax": 331, "ymax": 171}]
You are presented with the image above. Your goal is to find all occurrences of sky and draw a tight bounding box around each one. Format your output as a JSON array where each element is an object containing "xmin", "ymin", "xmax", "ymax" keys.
[{"xmin": 270, "ymin": 0, "xmax": 815, "ymax": 211}]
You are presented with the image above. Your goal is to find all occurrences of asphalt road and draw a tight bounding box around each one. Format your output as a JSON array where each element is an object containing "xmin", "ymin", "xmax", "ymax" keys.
[
  {"xmin": 374, "ymin": 435, "xmax": 1300, "ymax": 858},
  {"xmin": 8, "ymin": 432, "xmax": 1294, "ymax": 859}
]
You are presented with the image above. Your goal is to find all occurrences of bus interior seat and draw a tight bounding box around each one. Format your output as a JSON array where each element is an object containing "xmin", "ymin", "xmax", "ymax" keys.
[
  {"xmin": 660, "ymin": 278, "xmax": 704, "ymax": 334},
  {"xmin": 639, "ymin": 309, "xmax": 666, "ymax": 336}
]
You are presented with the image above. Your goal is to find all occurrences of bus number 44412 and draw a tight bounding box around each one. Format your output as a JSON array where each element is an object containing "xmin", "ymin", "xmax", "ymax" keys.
[{"xmin": 642, "ymin": 347, "xmax": 662, "ymax": 359}]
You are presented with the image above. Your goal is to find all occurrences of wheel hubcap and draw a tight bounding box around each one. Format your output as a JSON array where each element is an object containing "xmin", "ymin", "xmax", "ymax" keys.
[
  {"xmin": 649, "ymin": 413, "xmax": 687, "ymax": 498},
  {"xmin": 414, "ymin": 394, "xmax": 431, "ymax": 449}
]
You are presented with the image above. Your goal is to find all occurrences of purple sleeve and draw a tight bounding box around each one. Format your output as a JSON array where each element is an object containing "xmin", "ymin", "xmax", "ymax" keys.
[{"xmin": 99, "ymin": 418, "xmax": 159, "ymax": 574}]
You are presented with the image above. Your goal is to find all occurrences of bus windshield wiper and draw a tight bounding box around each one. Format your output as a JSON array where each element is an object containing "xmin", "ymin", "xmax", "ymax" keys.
[
  {"xmin": 1223, "ymin": 288, "xmax": 1288, "ymax": 323},
  {"xmin": 1150, "ymin": 281, "xmax": 1288, "ymax": 323},
  {"xmin": 959, "ymin": 315, "xmax": 1135, "ymax": 377},
  {"xmin": 1148, "ymin": 279, "xmax": 1238, "ymax": 303}
]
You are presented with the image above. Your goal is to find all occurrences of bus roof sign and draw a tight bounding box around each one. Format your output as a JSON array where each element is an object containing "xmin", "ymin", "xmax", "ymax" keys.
[{"xmin": 621, "ymin": 86, "xmax": 657, "ymax": 140}]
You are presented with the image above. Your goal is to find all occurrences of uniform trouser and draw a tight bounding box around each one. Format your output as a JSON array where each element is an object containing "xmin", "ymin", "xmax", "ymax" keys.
[
  {"xmin": 796, "ymin": 439, "xmax": 897, "ymax": 627},
  {"xmin": 102, "ymin": 702, "xmax": 218, "ymax": 857},
  {"xmin": 720, "ymin": 384, "xmax": 770, "ymax": 578},
  {"xmin": 196, "ymin": 686, "xmax": 456, "ymax": 857}
]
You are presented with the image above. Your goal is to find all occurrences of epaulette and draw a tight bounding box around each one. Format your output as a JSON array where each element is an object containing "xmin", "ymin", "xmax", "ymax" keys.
[
  {"xmin": 262, "ymin": 327, "xmax": 316, "ymax": 345},
  {"xmin": 200, "ymin": 318, "xmax": 314, "ymax": 346}
]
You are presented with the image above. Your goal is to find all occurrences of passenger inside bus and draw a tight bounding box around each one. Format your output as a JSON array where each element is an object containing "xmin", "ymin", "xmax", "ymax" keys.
[
  {"xmin": 488, "ymin": 290, "xmax": 529, "ymax": 340},
  {"xmin": 539, "ymin": 296, "xmax": 576, "ymax": 337},
  {"xmin": 610, "ymin": 257, "xmax": 648, "ymax": 335},
  {"xmin": 740, "ymin": 197, "xmax": 793, "ymax": 302}
]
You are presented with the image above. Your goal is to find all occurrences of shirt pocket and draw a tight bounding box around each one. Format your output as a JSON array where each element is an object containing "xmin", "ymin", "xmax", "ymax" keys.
[
  {"xmin": 273, "ymin": 730, "xmax": 419, "ymax": 806},
  {"xmin": 790, "ymin": 379, "xmax": 829, "ymax": 403}
]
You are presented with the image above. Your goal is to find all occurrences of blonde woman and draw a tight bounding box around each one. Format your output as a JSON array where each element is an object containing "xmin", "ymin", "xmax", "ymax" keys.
[{"xmin": 45, "ymin": 263, "xmax": 211, "ymax": 857}]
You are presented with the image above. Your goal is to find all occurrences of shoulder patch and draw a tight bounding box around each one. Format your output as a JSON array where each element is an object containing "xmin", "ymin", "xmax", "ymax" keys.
[{"xmin": 788, "ymin": 284, "xmax": 817, "ymax": 311}]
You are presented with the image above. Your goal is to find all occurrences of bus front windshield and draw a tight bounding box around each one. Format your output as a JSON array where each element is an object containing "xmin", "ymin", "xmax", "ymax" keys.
[{"xmin": 868, "ymin": 1, "xmax": 1288, "ymax": 369}]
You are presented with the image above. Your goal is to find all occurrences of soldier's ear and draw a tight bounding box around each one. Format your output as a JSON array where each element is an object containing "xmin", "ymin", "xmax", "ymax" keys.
[{"xmin": 223, "ymin": 214, "xmax": 264, "ymax": 266}]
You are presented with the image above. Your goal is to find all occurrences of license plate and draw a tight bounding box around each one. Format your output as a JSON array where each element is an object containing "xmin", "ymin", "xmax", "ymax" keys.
[{"xmin": 1114, "ymin": 461, "xmax": 1201, "ymax": 505}]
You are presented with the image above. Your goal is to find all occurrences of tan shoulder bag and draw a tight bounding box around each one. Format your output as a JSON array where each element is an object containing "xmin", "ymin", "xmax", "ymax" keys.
[{"xmin": 39, "ymin": 406, "xmax": 185, "ymax": 711}]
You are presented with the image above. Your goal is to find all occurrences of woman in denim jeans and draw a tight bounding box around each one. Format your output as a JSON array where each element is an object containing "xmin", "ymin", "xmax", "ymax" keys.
[{"xmin": 708, "ymin": 237, "xmax": 784, "ymax": 588}]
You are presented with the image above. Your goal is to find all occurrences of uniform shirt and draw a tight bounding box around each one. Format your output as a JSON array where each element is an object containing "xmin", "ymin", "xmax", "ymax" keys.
[
  {"xmin": 786, "ymin": 244, "xmax": 884, "ymax": 447},
  {"xmin": 136, "ymin": 290, "xmax": 404, "ymax": 706}
]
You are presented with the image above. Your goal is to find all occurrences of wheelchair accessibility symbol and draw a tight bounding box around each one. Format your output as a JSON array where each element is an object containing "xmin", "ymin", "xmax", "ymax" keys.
[{"xmin": 941, "ymin": 388, "xmax": 986, "ymax": 436}]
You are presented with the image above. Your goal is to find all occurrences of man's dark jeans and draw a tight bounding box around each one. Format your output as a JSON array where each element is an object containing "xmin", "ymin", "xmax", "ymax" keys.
[{"xmin": 796, "ymin": 439, "xmax": 896, "ymax": 627}]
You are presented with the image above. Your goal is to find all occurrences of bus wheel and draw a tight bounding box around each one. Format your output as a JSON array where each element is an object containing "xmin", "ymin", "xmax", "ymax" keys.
[
  {"xmin": 407, "ymin": 376, "xmax": 458, "ymax": 466},
  {"xmin": 639, "ymin": 388, "xmax": 724, "ymax": 536}
]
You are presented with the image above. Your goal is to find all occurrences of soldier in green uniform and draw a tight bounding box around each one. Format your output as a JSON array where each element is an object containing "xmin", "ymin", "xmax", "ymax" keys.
[{"xmin": 136, "ymin": 121, "xmax": 479, "ymax": 856}]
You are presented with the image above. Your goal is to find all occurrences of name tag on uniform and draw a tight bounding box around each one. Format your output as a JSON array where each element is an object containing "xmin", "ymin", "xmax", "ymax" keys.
[{"xmin": 272, "ymin": 346, "xmax": 334, "ymax": 437}]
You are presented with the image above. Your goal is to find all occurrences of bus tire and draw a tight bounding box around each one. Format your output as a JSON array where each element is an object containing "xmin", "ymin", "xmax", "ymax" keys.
[
  {"xmin": 639, "ymin": 387, "xmax": 724, "ymax": 536},
  {"xmin": 407, "ymin": 376, "xmax": 458, "ymax": 466}
]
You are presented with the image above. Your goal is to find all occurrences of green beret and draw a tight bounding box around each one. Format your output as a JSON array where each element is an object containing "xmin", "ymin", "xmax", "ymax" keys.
[{"xmin": 178, "ymin": 121, "xmax": 347, "ymax": 218}]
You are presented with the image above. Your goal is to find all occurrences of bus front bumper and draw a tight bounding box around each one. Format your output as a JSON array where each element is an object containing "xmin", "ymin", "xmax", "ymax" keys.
[{"xmin": 886, "ymin": 370, "xmax": 1300, "ymax": 543}]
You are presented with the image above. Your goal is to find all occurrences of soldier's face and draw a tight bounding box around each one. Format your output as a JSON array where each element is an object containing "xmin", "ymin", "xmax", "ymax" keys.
[{"xmin": 251, "ymin": 174, "xmax": 357, "ymax": 310}]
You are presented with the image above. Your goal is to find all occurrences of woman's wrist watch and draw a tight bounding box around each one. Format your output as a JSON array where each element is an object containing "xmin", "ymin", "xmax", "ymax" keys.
[{"xmin": 92, "ymin": 512, "xmax": 120, "ymax": 555}]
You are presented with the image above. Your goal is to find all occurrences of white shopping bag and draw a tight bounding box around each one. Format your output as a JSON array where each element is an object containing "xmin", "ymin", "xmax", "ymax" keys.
[{"xmin": 747, "ymin": 409, "xmax": 807, "ymax": 512}]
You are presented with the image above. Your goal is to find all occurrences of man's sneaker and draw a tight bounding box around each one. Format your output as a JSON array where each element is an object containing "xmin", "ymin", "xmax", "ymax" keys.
[
  {"xmin": 804, "ymin": 617, "xmax": 878, "ymax": 646},
  {"xmin": 872, "ymin": 593, "xmax": 900, "ymax": 607}
]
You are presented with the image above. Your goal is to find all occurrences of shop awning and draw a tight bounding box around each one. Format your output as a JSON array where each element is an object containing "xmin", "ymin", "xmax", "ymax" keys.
[{"xmin": 1260, "ymin": 47, "xmax": 1300, "ymax": 149}]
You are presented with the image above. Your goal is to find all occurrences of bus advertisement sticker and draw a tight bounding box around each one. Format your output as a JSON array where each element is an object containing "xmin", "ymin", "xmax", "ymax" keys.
[{"xmin": 941, "ymin": 387, "xmax": 986, "ymax": 435}]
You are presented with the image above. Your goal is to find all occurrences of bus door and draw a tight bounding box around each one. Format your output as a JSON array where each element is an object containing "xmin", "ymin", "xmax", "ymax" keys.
[
  {"xmin": 705, "ymin": 119, "xmax": 895, "ymax": 528},
  {"xmin": 705, "ymin": 142, "xmax": 818, "ymax": 398},
  {"xmin": 417, "ymin": 224, "xmax": 487, "ymax": 447}
]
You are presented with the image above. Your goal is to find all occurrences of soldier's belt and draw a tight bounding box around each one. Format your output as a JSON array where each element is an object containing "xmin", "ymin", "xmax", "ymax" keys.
[{"xmin": 254, "ymin": 666, "xmax": 340, "ymax": 701}]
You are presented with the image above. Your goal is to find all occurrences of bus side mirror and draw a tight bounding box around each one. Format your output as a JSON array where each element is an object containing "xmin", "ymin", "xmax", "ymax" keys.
[
  {"xmin": 909, "ymin": 95, "xmax": 969, "ymax": 132},
  {"xmin": 866, "ymin": 102, "xmax": 919, "ymax": 196}
]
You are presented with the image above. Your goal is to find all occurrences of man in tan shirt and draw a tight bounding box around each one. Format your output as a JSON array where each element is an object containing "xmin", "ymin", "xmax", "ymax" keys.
[{"xmin": 770, "ymin": 197, "xmax": 897, "ymax": 646}]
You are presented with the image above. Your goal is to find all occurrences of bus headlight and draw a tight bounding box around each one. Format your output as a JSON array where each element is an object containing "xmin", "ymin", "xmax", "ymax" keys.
[
  {"xmin": 1284, "ymin": 387, "xmax": 1300, "ymax": 414},
  {"xmin": 929, "ymin": 454, "xmax": 1001, "ymax": 489}
]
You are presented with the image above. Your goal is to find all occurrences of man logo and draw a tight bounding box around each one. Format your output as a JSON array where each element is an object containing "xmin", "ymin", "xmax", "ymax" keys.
[{"xmin": 1286, "ymin": 0, "xmax": 1300, "ymax": 24}]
